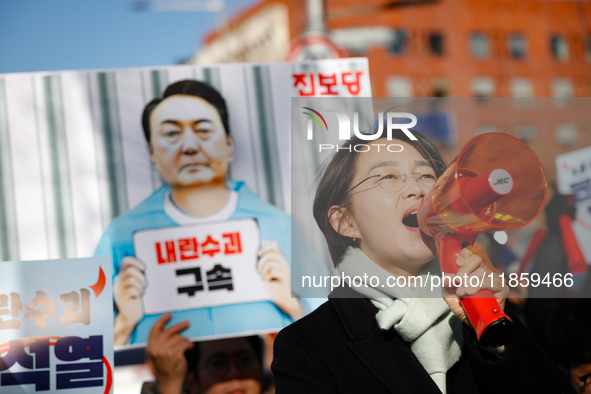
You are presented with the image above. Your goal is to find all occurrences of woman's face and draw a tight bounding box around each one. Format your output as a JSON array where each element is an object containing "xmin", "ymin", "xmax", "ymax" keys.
[
  {"xmin": 339, "ymin": 139, "xmax": 438, "ymax": 276},
  {"xmin": 569, "ymin": 363, "xmax": 591, "ymax": 394}
]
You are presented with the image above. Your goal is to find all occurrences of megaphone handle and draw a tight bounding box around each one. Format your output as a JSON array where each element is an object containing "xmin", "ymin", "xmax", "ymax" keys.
[
  {"xmin": 436, "ymin": 233, "xmax": 513, "ymax": 348},
  {"xmin": 460, "ymin": 293, "xmax": 513, "ymax": 347}
]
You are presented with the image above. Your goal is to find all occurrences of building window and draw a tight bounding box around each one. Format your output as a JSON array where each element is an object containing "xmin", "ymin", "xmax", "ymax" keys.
[
  {"xmin": 471, "ymin": 77, "xmax": 495, "ymax": 99},
  {"xmin": 550, "ymin": 35, "xmax": 569, "ymax": 61},
  {"xmin": 552, "ymin": 78, "xmax": 574, "ymax": 105},
  {"xmin": 477, "ymin": 125, "xmax": 498, "ymax": 135},
  {"xmin": 428, "ymin": 33, "xmax": 444, "ymax": 56},
  {"xmin": 432, "ymin": 79, "xmax": 449, "ymax": 97},
  {"xmin": 507, "ymin": 34, "xmax": 527, "ymax": 59},
  {"xmin": 515, "ymin": 124, "xmax": 537, "ymax": 142},
  {"xmin": 511, "ymin": 77, "xmax": 534, "ymax": 105},
  {"xmin": 555, "ymin": 123, "xmax": 578, "ymax": 146},
  {"xmin": 388, "ymin": 30, "xmax": 408, "ymax": 55},
  {"xmin": 387, "ymin": 76, "xmax": 413, "ymax": 97},
  {"xmin": 470, "ymin": 33, "xmax": 490, "ymax": 59},
  {"xmin": 349, "ymin": 47, "xmax": 367, "ymax": 56}
]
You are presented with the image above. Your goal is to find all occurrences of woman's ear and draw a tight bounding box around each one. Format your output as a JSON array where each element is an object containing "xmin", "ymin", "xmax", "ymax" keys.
[{"xmin": 328, "ymin": 205, "xmax": 358, "ymax": 239}]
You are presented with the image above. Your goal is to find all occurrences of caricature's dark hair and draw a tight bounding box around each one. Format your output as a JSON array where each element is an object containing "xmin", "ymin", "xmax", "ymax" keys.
[
  {"xmin": 141, "ymin": 80, "xmax": 230, "ymax": 143},
  {"xmin": 313, "ymin": 129, "xmax": 446, "ymax": 267},
  {"xmin": 546, "ymin": 299, "xmax": 591, "ymax": 369}
]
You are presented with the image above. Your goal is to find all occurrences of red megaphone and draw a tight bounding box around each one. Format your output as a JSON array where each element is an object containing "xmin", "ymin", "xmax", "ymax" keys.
[{"xmin": 418, "ymin": 133, "xmax": 547, "ymax": 347}]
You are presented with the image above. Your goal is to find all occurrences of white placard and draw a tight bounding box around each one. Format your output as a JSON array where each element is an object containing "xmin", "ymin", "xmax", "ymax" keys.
[
  {"xmin": 555, "ymin": 146, "xmax": 591, "ymax": 195},
  {"xmin": 555, "ymin": 146, "xmax": 591, "ymax": 264},
  {"xmin": 133, "ymin": 219, "xmax": 267, "ymax": 315}
]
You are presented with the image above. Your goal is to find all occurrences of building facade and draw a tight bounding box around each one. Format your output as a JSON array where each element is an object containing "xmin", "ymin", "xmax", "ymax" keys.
[{"xmin": 192, "ymin": 0, "xmax": 591, "ymax": 183}]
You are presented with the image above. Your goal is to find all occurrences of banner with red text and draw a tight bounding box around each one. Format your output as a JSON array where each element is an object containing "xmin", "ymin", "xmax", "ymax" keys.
[{"xmin": 0, "ymin": 257, "xmax": 113, "ymax": 393}]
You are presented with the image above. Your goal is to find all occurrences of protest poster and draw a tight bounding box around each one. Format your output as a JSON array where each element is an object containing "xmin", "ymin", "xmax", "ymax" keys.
[
  {"xmin": 556, "ymin": 146, "xmax": 591, "ymax": 265},
  {"xmin": 0, "ymin": 59, "xmax": 372, "ymax": 348},
  {"xmin": 0, "ymin": 257, "xmax": 113, "ymax": 393}
]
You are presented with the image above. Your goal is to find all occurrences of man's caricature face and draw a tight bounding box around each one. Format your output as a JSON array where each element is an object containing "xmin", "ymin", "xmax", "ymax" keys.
[{"xmin": 149, "ymin": 94, "xmax": 234, "ymax": 188}]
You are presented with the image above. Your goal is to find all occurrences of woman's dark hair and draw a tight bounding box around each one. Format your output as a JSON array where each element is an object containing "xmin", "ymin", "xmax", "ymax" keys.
[
  {"xmin": 185, "ymin": 335, "xmax": 263, "ymax": 378},
  {"xmin": 313, "ymin": 129, "xmax": 447, "ymax": 267},
  {"xmin": 141, "ymin": 80, "xmax": 230, "ymax": 143},
  {"xmin": 546, "ymin": 299, "xmax": 591, "ymax": 369}
]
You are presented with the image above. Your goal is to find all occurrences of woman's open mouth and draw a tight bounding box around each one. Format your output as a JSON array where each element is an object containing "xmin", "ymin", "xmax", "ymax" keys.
[{"xmin": 402, "ymin": 207, "xmax": 420, "ymax": 232}]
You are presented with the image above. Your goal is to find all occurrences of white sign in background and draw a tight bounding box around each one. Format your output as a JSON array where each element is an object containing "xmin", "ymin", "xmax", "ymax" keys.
[
  {"xmin": 134, "ymin": 219, "xmax": 267, "ymax": 315},
  {"xmin": 556, "ymin": 146, "xmax": 591, "ymax": 196},
  {"xmin": 555, "ymin": 146, "xmax": 591, "ymax": 265},
  {"xmin": 0, "ymin": 257, "xmax": 113, "ymax": 394}
]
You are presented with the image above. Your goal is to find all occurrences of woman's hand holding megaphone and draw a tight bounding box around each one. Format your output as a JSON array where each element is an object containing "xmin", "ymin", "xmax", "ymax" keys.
[{"xmin": 442, "ymin": 245, "xmax": 509, "ymax": 329}]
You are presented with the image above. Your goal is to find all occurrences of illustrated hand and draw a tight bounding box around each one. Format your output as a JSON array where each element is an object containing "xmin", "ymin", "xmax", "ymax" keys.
[
  {"xmin": 146, "ymin": 313, "xmax": 194, "ymax": 394},
  {"xmin": 113, "ymin": 256, "xmax": 146, "ymax": 346},
  {"xmin": 257, "ymin": 242, "xmax": 304, "ymax": 320},
  {"xmin": 442, "ymin": 245, "xmax": 508, "ymax": 328}
]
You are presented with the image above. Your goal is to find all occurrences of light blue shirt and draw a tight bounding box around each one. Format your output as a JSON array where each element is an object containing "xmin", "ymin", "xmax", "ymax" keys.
[{"xmin": 95, "ymin": 181, "xmax": 327, "ymax": 344}]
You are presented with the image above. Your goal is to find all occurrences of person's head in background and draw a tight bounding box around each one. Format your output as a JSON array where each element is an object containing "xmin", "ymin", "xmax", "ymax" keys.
[
  {"xmin": 547, "ymin": 299, "xmax": 591, "ymax": 393},
  {"xmin": 142, "ymin": 80, "xmax": 234, "ymax": 191},
  {"xmin": 185, "ymin": 336, "xmax": 264, "ymax": 394},
  {"xmin": 313, "ymin": 129, "xmax": 446, "ymax": 276}
]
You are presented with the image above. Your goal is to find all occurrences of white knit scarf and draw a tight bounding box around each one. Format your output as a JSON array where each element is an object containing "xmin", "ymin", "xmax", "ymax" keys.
[{"xmin": 338, "ymin": 247, "xmax": 463, "ymax": 394}]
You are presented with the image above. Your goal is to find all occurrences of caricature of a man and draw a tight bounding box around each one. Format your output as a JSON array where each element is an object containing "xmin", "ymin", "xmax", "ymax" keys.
[{"xmin": 96, "ymin": 80, "xmax": 323, "ymax": 345}]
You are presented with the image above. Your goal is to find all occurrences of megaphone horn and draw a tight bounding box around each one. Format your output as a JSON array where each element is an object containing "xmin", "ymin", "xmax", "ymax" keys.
[{"xmin": 418, "ymin": 133, "xmax": 547, "ymax": 348}]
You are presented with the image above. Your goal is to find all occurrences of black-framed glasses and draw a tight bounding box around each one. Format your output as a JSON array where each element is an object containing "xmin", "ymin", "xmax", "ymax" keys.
[
  {"xmin": 199, "ymin": 350, "xmax": 259, "ymax": 378},
  {"xmin": 345, "ymin": 160, "xmax": 445, "ymax": 195}
]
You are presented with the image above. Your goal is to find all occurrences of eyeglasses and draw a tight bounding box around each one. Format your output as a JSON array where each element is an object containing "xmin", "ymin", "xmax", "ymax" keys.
[
  {"xmin": 199, "ymin": 351, "xmax": 260, "ymax": 379},
  {"xmin": 345, "ymin": 160, "xmax": 445, "ymax": 195}
]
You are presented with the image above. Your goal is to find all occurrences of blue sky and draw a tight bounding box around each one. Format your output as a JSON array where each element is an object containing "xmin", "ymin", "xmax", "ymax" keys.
[{"xmin": 0, "ymin": 0, "xmax": 255, "ymax": 74}]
